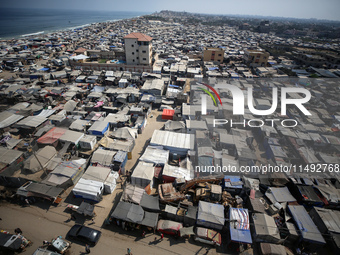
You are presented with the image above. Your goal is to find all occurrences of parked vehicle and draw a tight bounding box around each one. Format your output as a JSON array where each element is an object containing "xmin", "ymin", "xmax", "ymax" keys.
[
  {"xmin": 157, "ymin": 220, "xmax": 183, "ymax": 236},
  {"xmin": 67, "ymin": 224, "xmax": 101, "ymax": 246},
  {"xmin": 50, "ymin": 236, "xmax": 70, "ymax": 254}
]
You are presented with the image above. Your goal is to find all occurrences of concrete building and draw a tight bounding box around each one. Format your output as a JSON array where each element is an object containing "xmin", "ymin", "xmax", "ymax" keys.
[
  {"xmin": 124, "ymin": 32, "xmax": 153, "ymax": 66},
  {"xmin": 203, "ymin": 47, "xmax": 224, "ymax": 63},
  {"xmin": 244, "ymin": 49, "xmax": 270, "ymax": 67}
]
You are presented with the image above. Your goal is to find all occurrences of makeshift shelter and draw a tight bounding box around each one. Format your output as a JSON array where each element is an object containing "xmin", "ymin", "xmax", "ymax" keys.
[
  {"xmin": 111, "ymin": 201, "xmax": 159, "ymax": 228},
  {"xmin": 63, "ymin": 100, "xmax": 77, "ymax": 112},
  {"xmin": 82, "ymin": 165, "xmax": 111, "ymax": 183},
  {"xmin": 15, "ymin": 116, "xmax": 47, "ymax": 129},
  {"xmin": 310, "ymin": 207, "xmax": 340, "ymax": 253},
  {"xmin": 139, "ymin": 146, "xmax": 169, "ymax": 165},
  {"xmin": 42, "ymin": 159, "xmax": 86, "ymax": 188},
  {"xmin": 69, "ymin": 119, "xmax": 89, "ymax": 131},
  {"xmin": 265, "ymin": 187, "xmax": 296, "ymax": 204},
  {"xmin": 79, "ymin": 135, "xmax": 97, "ymax": 151},
  {"xmin": 162, "ymin": 164, "xmax": 192, "ymax": 182},
  {"xmin": 259, "ymin": 243, "xmax": 286, "ymax": 255},
  {"xmin": 72, "ymin": 178, "xmax": 104, "ymax": 202},
  {"xmin": 229, "ymin": 207, "xmax": 252, "ymax": 244},
  {"xmin": 287, "ymin": 205, "xmax": 326, "ymax": 249},
  {"xmin": 252, "ymin": 213, "xmax": 281, "ymax": 243},
  {"xmin": 17, "ymin": 181, "xmax": 63, "ymax": 203},
  {"xmin": 131, "ymin": 161, "xmax": 154, "ymax": 189},
  {"xmin": 112, "ymin": 150, "xmax": 128, "ymax": 174},
  {"xmin": 91, "ymin": 149, "xmax": 116, "ymax": 167},
  {"xmin": 88, "ymin": 121, "xmax": 109, "ymax": 136},
  {"xmin": 24, "ymin": 146, "xmax": 57, "ymax": 173},
  {"xmin": 197, "ymin": 201, "xmax": 225, "ymax": 230},
  {"xmin": 150, "ymin": 130, "xmax": 194, "ymax": 155},
  {"xmin": 110, "ymin": 127, "xmax": 137, "ymax": 140},
  {"xmin": 37, "ymin": 127, "xmax": 67, "ymax": 146},
  {"xmin": 0, "ymin": 112, "xmax": 24, "ymax": 129},
  {"xmin": 59, "ymin": 129, "xmax": 84, "ymax": 145}
]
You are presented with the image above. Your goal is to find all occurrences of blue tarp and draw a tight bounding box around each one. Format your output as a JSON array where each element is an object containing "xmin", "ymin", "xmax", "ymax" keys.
[
  {"xmin": 91, "ymin": 86, "xmax": 105, "ymax": 93},
  {"xmin": 39, "ymin": 67, "xmax": 50, "ymax": 71},
  {"xmin": 224, "ymin": 176, "xmax": 243, "ymax": 189},
  {"xmin": 208, "ymin": 67, "xmax": 219, "ymax": 71},
  {"xmin": 229, "ymin": 207, "xmax": 252, "ymax": 244}
]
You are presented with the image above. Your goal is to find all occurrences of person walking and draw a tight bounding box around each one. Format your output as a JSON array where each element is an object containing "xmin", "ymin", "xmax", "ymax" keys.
[
  {"xmin": 160, "ymin": 233, "xmax": 164, "ymax": 240},
  {"xmin": 85, "ymin": 244, "xmax": 90, "ymax": 253},
  {"xmin": 127, "ymin": 247, "xmax": 132, "ymax": 255}
]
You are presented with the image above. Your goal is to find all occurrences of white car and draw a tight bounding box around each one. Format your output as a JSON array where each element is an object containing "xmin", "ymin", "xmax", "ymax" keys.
[{"xmin": 42, "ymin": 56, "xmax": 50, "ymax": 60}]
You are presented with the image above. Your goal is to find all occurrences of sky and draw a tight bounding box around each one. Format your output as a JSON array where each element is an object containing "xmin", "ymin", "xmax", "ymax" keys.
[{"xmin": 1, "ymin": 0, "xmax": 340, "ymax": 21}]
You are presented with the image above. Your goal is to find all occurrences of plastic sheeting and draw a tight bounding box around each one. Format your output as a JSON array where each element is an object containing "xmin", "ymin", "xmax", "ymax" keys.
[
  {"xmin": 139, "ymin": 146, "xmax": 169, "ymax": 165},
  {"xmin": 131, "ymin": 161, "xmax": 154, "ymax": 189}
]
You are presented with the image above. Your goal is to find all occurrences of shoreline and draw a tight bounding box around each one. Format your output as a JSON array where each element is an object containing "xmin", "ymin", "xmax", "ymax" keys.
[{"xmin": 0, "ymin": 9, "xmax": 151, "ymax": 41}]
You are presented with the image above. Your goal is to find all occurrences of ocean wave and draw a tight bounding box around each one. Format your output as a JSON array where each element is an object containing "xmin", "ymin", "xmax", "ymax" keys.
[
  {"xmin": 21, "ymin": 31, "xmax": 45, "ymax": 37},
  {"xmin": 66, "ymin": 24, "xmax": 91, "ymax": 31}
]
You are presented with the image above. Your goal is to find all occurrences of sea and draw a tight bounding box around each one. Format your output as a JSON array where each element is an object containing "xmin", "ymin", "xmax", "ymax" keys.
[{"xmin": 0, "ymin": 8, "xmax": 150, "ymax": 39}]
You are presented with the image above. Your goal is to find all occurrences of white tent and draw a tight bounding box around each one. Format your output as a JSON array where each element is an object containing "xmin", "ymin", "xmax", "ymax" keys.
[
  {"xmin": 131, "ymin": 161, "xmax": 154, "ymax": 189},
  {"xmin": 72, "ymin": 178, "xmax": 103, "ymax": 202}
]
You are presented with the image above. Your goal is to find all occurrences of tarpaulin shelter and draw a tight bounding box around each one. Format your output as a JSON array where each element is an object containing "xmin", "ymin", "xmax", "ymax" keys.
[
  {"xmin": 91, "ymin": 149, "xmax": 116, "ymax": 166},
  {"xmin": 24, "ymin": 146, "xmax": 57, "ymax": 173},
  {"xmin": 252, "ymin": 213, "xmax": 281, "ymax": 243},
  {"xmin": 37, "ymin": 127, "xmax": 67, "ymax": 145},
  {"xmin": 197, "ymin": 201, "xmax": 225, "ymax": 231},
  {"xmin": 72, "ymin": 178, "xmax": 103, "ymax": 202},
  {"xmin": 131, "ymin": 161, "xmax": 154, "ymax": 189},
  {"xmin": 287, "ymin": 205, "xmax": 326, "ymax": 248},
  {"xmin": 229, "ymin": 207, "xmax": 252, "ymax": 244},
  {"xmin": 111, "ymin": 201, "xmax": 159, "ymax": 228},
  {"xmin": 88, "ymin": 121, "xmax": 109, "ymax": 136},
  {"xmin": 139, "ymin": 146, "xmax": 169, "ymax": 165},
  {"xmin": 150, "ymin": 130, "xmax": 194, "ymax": 155}
]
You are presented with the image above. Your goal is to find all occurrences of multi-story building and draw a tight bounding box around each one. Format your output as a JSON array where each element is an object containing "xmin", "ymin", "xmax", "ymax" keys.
[
  {"xmin": 124, "ymin": 32, "xmax": 153, "ymax": 66},
  {"xmin": 244, "ymin": 49, "xmax": 270, "ymax": 67},
  {"xmin": 203, "ymin": 47, "xmax": 224, "ymax": 63}
]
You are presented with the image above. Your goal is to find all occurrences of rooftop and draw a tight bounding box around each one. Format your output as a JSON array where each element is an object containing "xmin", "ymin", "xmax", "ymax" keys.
[{"xmin": 123, "ymin": 32, "xmax": 152, "ymax": 42}]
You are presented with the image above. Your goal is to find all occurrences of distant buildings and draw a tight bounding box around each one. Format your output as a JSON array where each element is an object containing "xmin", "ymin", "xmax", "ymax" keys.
[
  {"xmin": 203, "ymin": 47, "xmax": 224, "ymax": 63},
  {"xmin": 244, "ymin": 49, "xmax": 270, "ymax": 67},
  {"xmin": 124, "ymin": 32, "xmax": 153, "ymax": 66}
]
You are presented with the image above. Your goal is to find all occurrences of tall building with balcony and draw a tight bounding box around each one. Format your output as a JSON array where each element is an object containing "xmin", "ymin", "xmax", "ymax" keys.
[
  {"xmin": 124, "ymin": 32, "xmax": 153, "ymax": 66},
  {"xmin": 203, "ymin": 47, "xmax": 225, "ymax": 63}
]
